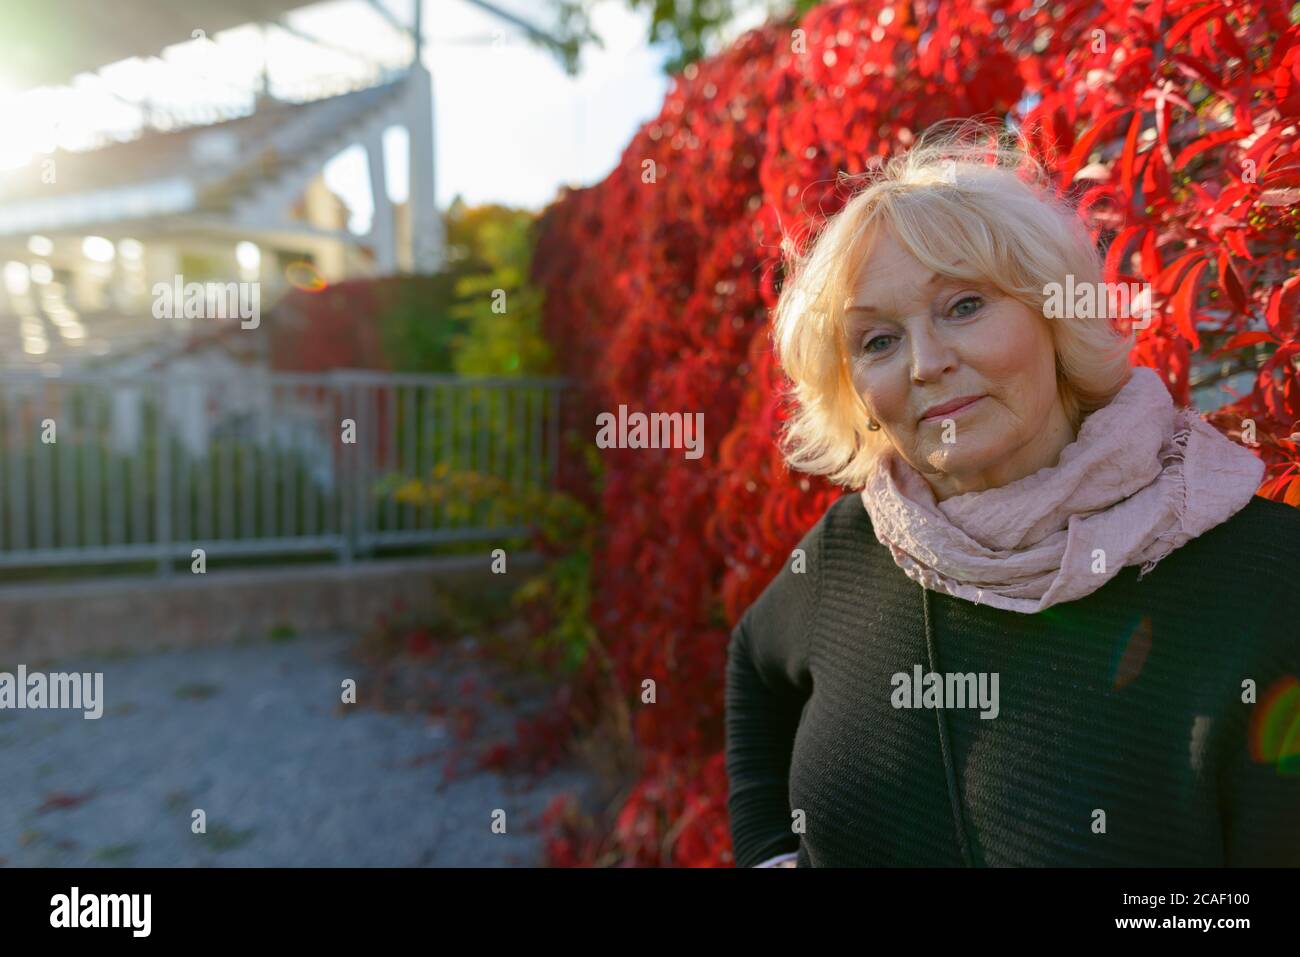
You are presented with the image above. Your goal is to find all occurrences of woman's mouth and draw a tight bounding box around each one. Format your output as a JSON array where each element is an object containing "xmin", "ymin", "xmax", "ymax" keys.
[{"xmin": 920, "ymin": 395, "xmax": 985, "ymax": 421}]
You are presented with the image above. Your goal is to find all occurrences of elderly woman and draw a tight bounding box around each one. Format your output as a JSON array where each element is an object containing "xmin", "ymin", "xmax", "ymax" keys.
[{"xmin": 725, "ymin": 126, "xmax": 1300, "ymax": 868}]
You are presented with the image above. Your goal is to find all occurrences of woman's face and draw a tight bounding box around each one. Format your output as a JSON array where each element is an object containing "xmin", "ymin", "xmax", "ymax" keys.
[{"xmin": 845, "ymin": 228, "xmax": 1076, "ymax": 500}]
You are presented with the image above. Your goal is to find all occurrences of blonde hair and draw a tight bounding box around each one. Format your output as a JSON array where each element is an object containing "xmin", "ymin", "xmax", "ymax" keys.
[{"xmin": 770, "ymin": 119, "xmax": 1134, "ymax": 490}]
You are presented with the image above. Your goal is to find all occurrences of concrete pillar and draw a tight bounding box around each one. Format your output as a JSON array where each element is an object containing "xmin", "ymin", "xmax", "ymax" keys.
[
  {"xmin": 405, "ymin": 62, "xmax": 445, "ymax": 274},
  {"xmin": 365, "ymin": 128, "xmax": 397, "ymax": 275}
]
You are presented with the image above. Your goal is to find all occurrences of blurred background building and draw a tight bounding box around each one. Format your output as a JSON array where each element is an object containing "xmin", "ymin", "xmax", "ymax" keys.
[
  {"xmin": 0, "ymin": 0, "xmax": 453, "ymax": 374},
  {"xmin": 0, "ymin": 0, "xmax": 604, "ymax": 580}
]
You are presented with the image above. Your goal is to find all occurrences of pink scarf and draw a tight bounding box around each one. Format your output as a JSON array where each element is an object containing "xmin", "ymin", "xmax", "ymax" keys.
[{"xmin": 859, "ymin": 366, "xmax": 1265, "ymax": 613}]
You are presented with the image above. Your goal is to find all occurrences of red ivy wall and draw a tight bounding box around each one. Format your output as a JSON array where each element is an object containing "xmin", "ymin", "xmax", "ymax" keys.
[{"xmin": 531, "ymin": 0, "xmax": 1300, "ymax": 867}]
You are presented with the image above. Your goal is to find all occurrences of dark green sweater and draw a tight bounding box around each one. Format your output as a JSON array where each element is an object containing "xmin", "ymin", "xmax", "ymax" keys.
[{"xmin": 725, "ymin": 491, "xmax": 1300, "ymax": 867}]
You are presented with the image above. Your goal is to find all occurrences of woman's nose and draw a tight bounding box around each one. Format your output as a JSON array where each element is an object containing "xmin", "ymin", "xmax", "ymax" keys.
[{"xmin": 908, "ymin": 322, "xmax": 958, "ymax": 383}]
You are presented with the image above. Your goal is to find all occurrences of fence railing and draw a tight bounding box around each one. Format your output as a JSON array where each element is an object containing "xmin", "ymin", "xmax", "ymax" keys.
[{"xmin": 0, "ymin": 369, "xmax": 566, "ymax": 576}]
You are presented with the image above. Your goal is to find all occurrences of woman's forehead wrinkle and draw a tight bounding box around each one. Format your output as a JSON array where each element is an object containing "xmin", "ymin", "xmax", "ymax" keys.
[{"xmin": 850, "ymin": 270, "xmax": 951, "ymax": 312}]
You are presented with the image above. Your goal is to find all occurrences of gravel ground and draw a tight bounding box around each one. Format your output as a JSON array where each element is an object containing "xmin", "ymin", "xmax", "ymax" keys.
[{"xmin": 0, "ymin": 633, "xmax": 596, "ymax": 867}]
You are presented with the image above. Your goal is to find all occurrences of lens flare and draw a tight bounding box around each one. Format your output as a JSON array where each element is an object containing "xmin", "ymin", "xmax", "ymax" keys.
[
  {"xmin": 1110, "ymin": 613, "xmax": 1153, "ymax": 690},
  {"xmin": 284, "ymin": 260, "xmax": 327, "ymax": 292},
  {"xmin": 1249, "ymin": 675, "xmax": 1300, "ymax": 775}
]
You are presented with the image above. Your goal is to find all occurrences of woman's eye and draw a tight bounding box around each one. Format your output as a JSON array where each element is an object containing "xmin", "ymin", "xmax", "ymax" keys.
[
  {"xmin": 862, "ymin": 334, "xmax": 896, "ymax": 354},
  {"xmin": 950, "ymin": 295, "xmax": 983, "ymax": 317}
]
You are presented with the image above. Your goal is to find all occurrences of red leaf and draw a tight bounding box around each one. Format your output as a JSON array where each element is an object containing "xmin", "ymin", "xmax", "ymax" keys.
[
  {"xmin": 1170, "ymin": 53, "xmax": 1227, "ymax": 93},
  {"xmin": 1166, "ymin": 3, "xmax": 1224, "ymax": 49},
  {"xmin": 1245, "ymin": 126, "xmax": 1285, "ymax": 172},
  {"xmin": 1078, "ymin": 183, "xmax": 1119, "ymax": 220},
  {"xmin": 1105, "ymin": 226, "xmax": 1145, "ymax": 283},
  {"xmin": 1216, "ymin": 250, "xmax": 1248, "ymax": 312},
  {"xmin": 1140, "ymin": 229, "xmax": 1163, "ymax": 275},
  {"xmin": 1063, "ymin": 109, "xmax": 1130, "ymax": 182},
  {"xmin": 1210, "ymin": 331, "xmax": 1275, "ymax": 358},
  {"xmin": 1120, "ymin": 110, "xmax": 1143, "ymax": 189},
  {"xmin": 1259, "ymin": 473, "xmax": 1291, "ymax": 499},
  {"xmin": 1210, "ymin": 16, "xmax": 1248, "ymax": 62},
  {"xmin": 1171, "ymin": 258, "xmax": 1209, "ymax": 349},
  {"xmin": 1266, "ymin": 276, "xmax": 1300, "ymax": 341},
  {"xmin": 1115, "ymin": 48, "xmax": 1154, "ymax": 86},
  {"xmin": 1155, "ymin": 250, "xmax": 1204, "ymax": 296},
  {"xmin": 1285, "ymin": 476, "xmax": 1300, "ymax": 508},
  {"xmin": 1173, "ymin": 127, "xmax": 1242, "ymax": 169},
  {"xmin": 1263, "ymin": 150, "xmax": 1300, "ymax": 186},
  {"xmin": 1224, "ymin": 228, "xmax": 1251, "ymax": 261}
]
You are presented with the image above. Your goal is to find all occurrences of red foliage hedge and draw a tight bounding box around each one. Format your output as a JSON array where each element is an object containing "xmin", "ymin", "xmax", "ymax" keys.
[
  {"xmin": 269, "ymin": 278, "xmax": 394, "ymax": 372},
  {"xmin": 531, "ymin": 0, "xmax": 1300, "ymax": 867}
]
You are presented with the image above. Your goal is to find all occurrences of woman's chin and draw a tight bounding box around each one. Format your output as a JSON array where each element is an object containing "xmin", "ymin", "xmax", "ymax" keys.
[{"xmin": 919, "ymin": 444, "xmax": 1006, "ymax": 487}]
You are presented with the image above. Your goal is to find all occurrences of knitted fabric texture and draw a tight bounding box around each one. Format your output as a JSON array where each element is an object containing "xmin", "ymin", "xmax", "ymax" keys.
[{"xmin": 725, "ymin": 491, "xmax": 1300, "ymax": 867}]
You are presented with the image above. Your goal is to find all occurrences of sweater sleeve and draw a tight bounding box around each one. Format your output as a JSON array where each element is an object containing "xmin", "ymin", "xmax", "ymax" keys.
[{"xmin": 725, "ymin": 513, "xmax": 822, "ymax": 868}]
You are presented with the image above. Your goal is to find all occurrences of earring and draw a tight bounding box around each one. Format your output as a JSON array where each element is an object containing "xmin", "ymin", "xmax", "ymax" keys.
[{"xmin": 867, "ymin": 417, "xmax": 881, "ymax": 431}]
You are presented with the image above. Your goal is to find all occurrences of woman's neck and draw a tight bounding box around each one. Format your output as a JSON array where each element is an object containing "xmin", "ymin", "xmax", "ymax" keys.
[{"xmin": 923, "ymin": 404, "xmax": 1078, "ymax": 502}]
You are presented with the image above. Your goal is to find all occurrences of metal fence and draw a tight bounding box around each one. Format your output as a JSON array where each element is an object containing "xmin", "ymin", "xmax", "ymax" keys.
[{"xmin": 0, "ymin": 369, "xmax": 566, "ymax": 575}]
